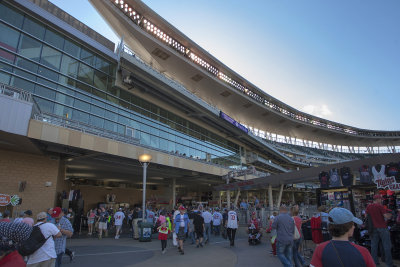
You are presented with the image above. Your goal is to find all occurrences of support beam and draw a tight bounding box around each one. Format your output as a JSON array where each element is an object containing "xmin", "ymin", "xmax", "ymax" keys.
[
  {"xmin": 268, "ymin": 185, "xmax": 273, "ymax": 212},
  {"xmin": 172, "ymin": 178, "xmax": 176, "ymax": 208},
  {"xmin": 277, "ymin": 184, "xmax": 284, "ymax": 208},
  {"xmin": 234, "ymin": 189, "xmax": 241, "ymax": 208},
  {"xmin": 226, "ymin": 178, "xmax": 231, "ymax": 208}
]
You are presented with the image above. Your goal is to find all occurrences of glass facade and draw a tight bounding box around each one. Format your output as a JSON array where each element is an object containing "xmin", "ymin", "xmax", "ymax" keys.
[{"xmin": 0, "ymin": 2, "xmax": 240, "ymax": 168}]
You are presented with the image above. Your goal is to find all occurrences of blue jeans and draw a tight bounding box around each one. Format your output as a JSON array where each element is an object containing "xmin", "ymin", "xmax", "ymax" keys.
[
  {"xmin": 213, "ymin": 225, "xmax": 220, "ymax": 235},
  {"xmin": 292, "ymin": 238, "xmax": 305, "ymax": 267},
  {"xmin": 189, "ymin": 230, "xmax": 196, "ymax": 244},
  {"xmin": 204, "ymin": 223, "xmax": 211, "ymax": 242},
  {"xmin": 371, "ymin": 228, "xmax": 393, "ymax": 267},
  {"xmin": 277, "ymin": 241, "xmax": 294, "ymax": 267},
  {"xmin": 55, "ymin": 252, "xmax": 64, "ymax": 267}
]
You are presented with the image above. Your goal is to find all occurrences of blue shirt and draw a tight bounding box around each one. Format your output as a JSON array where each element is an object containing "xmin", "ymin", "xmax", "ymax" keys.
[
  {"xmin": 174, "ymin": 213, "xmax": 189, "ymax": 233},
  {"xmin": 54, "ymin": 217, "xmax": 73, "ymax": 254},
  {"xmin": 272, "ymin": 212, "xmax": 294, "ymax": 245}
]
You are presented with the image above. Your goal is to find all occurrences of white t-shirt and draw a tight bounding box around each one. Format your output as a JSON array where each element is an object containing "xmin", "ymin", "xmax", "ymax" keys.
[
  {"xmin": 227, "ymin": 211, "xmax": 238, "ymax": 229},
  {"xmin": 212, "ymin": 212, "xmax": 222, "ymax": 225},
  {"xmin": 27, "ymin": 222, "xmax": 60, "ymax": 264},
  {"xmin": 173, "ymin": 210, "xmax": 180, "ymax": 220},
  {"xmin": 114, "ymin": 211, "xmax": 125, "ymax": 226}
]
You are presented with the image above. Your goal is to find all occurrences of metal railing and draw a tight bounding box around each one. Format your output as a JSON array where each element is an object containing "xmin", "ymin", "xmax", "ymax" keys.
[
  {"xmin": 0, "ymin": 83, "xmax": 32, "ymax": 102},
  {"xmin": 33, "ymin": 112, "xmax": 140, "ymax": 146}
]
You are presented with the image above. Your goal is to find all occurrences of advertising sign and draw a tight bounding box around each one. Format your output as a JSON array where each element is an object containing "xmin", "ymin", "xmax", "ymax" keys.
[
  {"xmin": 0, "ymin": 194, "xmax": 20, "ymax": 206},
  {"xmin": 219, "ymin": 112, "xmax": 248, "ymax": 134},
  {"xmin": 374, "ymin": 176, "xmax": 400, "ymax": 191}
]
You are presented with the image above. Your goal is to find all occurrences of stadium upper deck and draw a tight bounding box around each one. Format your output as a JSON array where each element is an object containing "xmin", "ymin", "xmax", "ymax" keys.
[{"xmin": 91, "ymin": 0, "xmax": 400, "ymax": 149}]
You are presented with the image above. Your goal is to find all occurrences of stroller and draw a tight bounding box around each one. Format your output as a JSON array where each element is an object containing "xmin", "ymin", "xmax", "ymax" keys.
[{"xmin": 248, "ymin": 223, "xmax": 262, "ymax": 245}]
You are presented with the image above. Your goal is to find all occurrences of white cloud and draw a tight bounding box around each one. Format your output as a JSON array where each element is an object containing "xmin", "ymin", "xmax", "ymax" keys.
[{"xmin": 302, "ymin": 104, "xmax": 332, "ymax": 118}]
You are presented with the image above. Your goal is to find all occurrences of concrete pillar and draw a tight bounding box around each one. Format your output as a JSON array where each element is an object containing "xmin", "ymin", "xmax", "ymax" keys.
[
  {"xmin": 268, "ymin": 185, "xmax": 273, "ymax": 212},
  {"xmin": 226, "ymin": 178, "xmax": 231, "ymax": 208},
  {"xmin": 172, "ymin": 178, "xmax": 176, "ymax": 208},
  {"xmin": 234, "ymin": 189, "xmax": 241, "ymax": 208},
  {"xmin": 219, "ymin": 192, "xmax": 222, "ymax": 208},
  {"xmin": 277, "ymin": 184, "xmax": 284, "ymax": 208},
  {"xmin": 292, "ymin": 191, "xmax": 295, "ymax": 204}
]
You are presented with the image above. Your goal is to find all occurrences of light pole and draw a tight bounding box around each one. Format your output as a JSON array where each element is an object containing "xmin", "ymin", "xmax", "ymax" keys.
[{"xmin": 139, "ymin": 153, "xmax": 152, "ymax": 222}]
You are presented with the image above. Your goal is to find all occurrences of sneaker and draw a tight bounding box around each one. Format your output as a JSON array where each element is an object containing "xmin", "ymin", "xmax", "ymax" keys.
[
  {"xmin": 180, "ymin": 250, "xmax": 184, "ymax": 255},
  {"xmin": 162, "ymin": 249, "xmax": 166, "ymax": 254},
  {"xmin": 196, "ymin": 245, "xmax": 199, "ymax": 248},
  {"xmin": 199, "ymin": 243, "xmax": 203, "ymax": 248},
  {"xmin": 70, "ymin": 251, "xmax": 75, "ymax": 262}
]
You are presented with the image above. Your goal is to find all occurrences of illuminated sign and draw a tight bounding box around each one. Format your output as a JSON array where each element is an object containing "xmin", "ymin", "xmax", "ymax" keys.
[{"xmin": 220, "ymin": 112, "xmax": 248, "ymax": 134}]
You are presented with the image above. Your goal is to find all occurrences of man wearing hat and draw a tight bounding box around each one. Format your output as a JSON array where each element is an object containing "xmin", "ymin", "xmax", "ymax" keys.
[
  {"xmin": 51, "ymin": 207, "xmax": 73, "ymax": 267},
  {"xmin": 310, "ymin": 207, "xmax": 375, "ymax": 267},
  {"xmin": 173, "ymin": 206, "xmax": 189, "ymax": 255},
  {"xmin": 366, "ymin": 195, "xmax": 394, "ymax": 267},
  {"xmin": 27, "ymin": 212, "xmax": 61, "ymax": 267},
  {"xmin": 22, "ymin": 210, "xmax": 34, "ymax": 226}
]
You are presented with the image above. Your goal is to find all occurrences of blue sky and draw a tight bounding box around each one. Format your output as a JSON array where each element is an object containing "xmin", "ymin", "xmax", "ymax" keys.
[{"xmin": 50, "ymin": 0, "xmax": 400, "ymax": 130}]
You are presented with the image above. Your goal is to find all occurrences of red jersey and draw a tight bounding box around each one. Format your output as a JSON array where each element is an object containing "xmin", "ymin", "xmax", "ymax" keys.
[
  {"xmin": 157, "ymin": 226, "xmax": 170, "ymax": 240},
  {"xmin": 366, "ymin": 203, "xmax": 390, "ymax": 228}
]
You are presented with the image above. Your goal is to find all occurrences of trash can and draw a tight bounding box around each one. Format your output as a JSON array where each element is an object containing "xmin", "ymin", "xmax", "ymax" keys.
[{"xmin": 139, "ymin": 221, "xmax": 153, "ymax": 242}]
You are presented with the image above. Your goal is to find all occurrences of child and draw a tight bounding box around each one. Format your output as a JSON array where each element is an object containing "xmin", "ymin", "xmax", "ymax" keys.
[{"xmin": 158, "ymin": 222, "xmax": 170, "ymax": 254}]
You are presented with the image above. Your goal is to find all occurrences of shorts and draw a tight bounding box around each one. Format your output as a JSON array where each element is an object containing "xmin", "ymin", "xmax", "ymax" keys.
[
  {"xmin": 177, "ymin": 227, "xmax": 186, "ymax": 240},
  {"xmin": 88, "ymin": 219, "xmax": 95, "ymax": 224},
  {"xmin": 98, "ymin": 222, "xmax": 107, "ymax": 230},
  {"xmin": 116, "ymin": 225, "xmax": 122, "ymax": 231},
  {"xmin": 195, "ymin": 230, "xmax": 203, "ymax": 239}
]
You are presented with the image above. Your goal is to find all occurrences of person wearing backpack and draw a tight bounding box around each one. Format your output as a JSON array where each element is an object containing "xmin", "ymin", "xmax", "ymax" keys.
[{"xmin": 26, "ymin": 212, "xmax": 61, "ymax": 267}]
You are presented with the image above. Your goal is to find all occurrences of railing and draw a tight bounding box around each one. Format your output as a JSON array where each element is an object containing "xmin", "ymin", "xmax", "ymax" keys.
[
  {"xmin": 33, "ymin": 113, "xmax": 140, "ymax": 146},
  {"xmin": 0, "ymin": 83, "xmax": 32, "ymax": 102}
]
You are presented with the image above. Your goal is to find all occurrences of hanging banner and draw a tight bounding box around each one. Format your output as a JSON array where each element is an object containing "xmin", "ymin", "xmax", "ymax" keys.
[
  {"xmin": 0, "ymin": 194, "xmax": 20, "ymax": 206},
  {"xmin": 374, "ymin": 176, "xmax": 400, "ymax": 191}
]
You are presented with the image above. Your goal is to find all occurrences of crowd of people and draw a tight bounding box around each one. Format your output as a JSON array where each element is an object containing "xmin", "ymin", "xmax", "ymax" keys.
[
  {"xmin": 0, "ymin": 207, "xmax": 74, "ymax": 267},
  {"xmin": 0, "ymin": 193, "xmax": 397, "ymax": 267}
]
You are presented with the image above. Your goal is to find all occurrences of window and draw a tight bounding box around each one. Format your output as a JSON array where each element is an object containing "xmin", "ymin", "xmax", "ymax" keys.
[
  {"xmin": 0, "ymin": 3, "xmax": 24, "ymax": 28},
  {"xmin": 34, "ymin": 84, "xmax": 55, "ymax": 100},
  {"xmin": 77, "ymin": 63, "xmax": 93, "ymax": 85},
  {"xmin": 60, "ymin": 55, "xmax": 78, "ymax": 77},
  {"xmin": 0, "ymin": 62, "xmax": 12, "ymax": 73},
  {"xmin": 0, "ymin": 24, "xmax": 20, "ymax": 63},
  {"xmin": 41, "ymin": 45, "xmax": 62, "ymax": 70},
  {"xmin": 74, "ymin": 99, "xmax": 90, "ymax": 112},
  {"xmin": 93, "ymin": 70, "xmax": 107, "ymax": 91},
  {"xmin": 59, "ymin": 74, "xmax": 76, "ymax": 88},
  {"xmin": 38, "ymin": 66, "xmax": 58, "ymax": 82},
  {"xmin": 56, "ymin": 92, "xmax": 74, "ymax": 106},
  {"xmin": 22, "ymin": 17, "xmax": 45, "ymax": 40},
  {"xmin": 0, "ymin": 72, "xmax": 11, "ymax": 85},
  {"xmin": 44, "ymin": 28, "xmax": 64, "ymax": 50},
  {"xmin": 34, "ymin": 97, "xmax": 54, "ymax": 113},
  {"xmin": 72, "ymin": 110, "xmax": 89, "ymax": 123},
  {"xmin": 53, "ymin": 104, "xmax": 72, "ymax": 118},
  {"xmin": 63, "ymin": 38, "xmax": 80, "ymax": 58},
  {"xmin": 94, "ymin": 56, "xmax": 109, "ymax": 73},
  {"xmin": 15, "ymin": 57, "xmax": 38, "ymax": 73},
  {"xmin": 18, "ymin": 34, "xmax": 42, "ymax": 62},
  {"xmin": 126, "ymin": 126, "xmax": 134, "ymax": 137},
  {"xmin": 10, "ymin": 75, "xmax": 34, "ymax": 92},
  {"xmin": 80, "ymin": 48, "xmax": 94, "ymax": 65},
  {"xmin": 89, "ymin": 115, "xmax": 104, "ymax": 128}
]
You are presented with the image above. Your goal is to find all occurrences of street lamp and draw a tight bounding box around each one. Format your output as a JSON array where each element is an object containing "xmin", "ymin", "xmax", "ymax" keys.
[{"xmin": 139, "ymin": 153, "xmax": 152, "ymax": 222}]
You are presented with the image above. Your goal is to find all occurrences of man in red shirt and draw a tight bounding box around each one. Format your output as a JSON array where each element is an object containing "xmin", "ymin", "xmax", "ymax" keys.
[{"xmin": 366, "ymin": 194, "xmax": 394, "ymax": 267}]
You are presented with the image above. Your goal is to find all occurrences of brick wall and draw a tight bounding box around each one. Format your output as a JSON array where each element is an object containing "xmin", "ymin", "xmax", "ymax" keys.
[{"xmin": 0, "ymin": 149, "xmax": 60, "ymax": 218}]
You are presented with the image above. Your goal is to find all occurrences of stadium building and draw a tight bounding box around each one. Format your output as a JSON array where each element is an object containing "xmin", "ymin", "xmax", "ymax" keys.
[{"xmin": 1, "ymin": 0, "xmax": 400, "ymax": 217}]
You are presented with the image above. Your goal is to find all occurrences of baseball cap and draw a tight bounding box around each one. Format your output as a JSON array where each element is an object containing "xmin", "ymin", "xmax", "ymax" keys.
[
  {"xmin": 24, "ymin": 210, "xmax": 32, "ymax": 216},
  {"xmin": 373, "ymin": 194, "xmax": 383, "ymax": 200},
  {"xmin": 178, "ymin": 206, "xmax": 186, "ymax": 211},
  {"xmin": 328, "ymin": 207, "xmax": 362, "ymax": 225},
  {"xmin": 51, "ymin": 207, "xmax": 62, "ymax": 218},
  {"xmin": 37, "ymin": 212, "xmax": 47, "ymax": 220}
]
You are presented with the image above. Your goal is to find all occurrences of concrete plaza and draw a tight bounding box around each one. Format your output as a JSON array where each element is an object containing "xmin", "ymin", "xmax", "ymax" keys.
[{"xmin": 61, "ymin": 228, "xmax": 310, "ymax": 267}]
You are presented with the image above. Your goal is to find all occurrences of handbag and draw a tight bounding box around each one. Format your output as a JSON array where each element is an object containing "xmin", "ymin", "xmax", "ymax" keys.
[{"xmin": 293, "ymin": 217, "xmax": 301, "ymax": 240}]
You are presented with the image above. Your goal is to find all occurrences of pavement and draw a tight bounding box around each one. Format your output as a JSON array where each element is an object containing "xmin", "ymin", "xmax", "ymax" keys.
[{"xmin": 60, "ymin": 227, "xmax": 306, "ymax": 267}]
